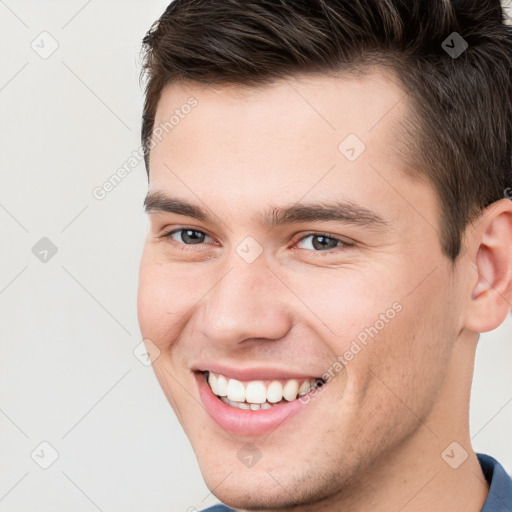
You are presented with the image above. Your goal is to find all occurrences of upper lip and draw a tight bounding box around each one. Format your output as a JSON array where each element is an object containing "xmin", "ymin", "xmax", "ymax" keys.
[{"xmin": 192, "ymin": 362, "xmax": 322, "ymax": 382}]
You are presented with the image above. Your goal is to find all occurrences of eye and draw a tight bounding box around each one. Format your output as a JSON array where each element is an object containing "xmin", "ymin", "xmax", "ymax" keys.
[
  {"xmin": 160, "ymin": 228, "xmax": 351, "ymax": 253},
  {"xmin": 295, "ymin": 233, "xmax": 349, "ymax": 251},
  {"xmin": 164, "ymin": 228, "xmax": 214, "ymax": 245}
]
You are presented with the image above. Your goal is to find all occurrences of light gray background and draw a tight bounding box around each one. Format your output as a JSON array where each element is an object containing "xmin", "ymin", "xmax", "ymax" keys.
[{"xmin": 0, "ymin": 1, "xmax": 510, "ymax": 511}]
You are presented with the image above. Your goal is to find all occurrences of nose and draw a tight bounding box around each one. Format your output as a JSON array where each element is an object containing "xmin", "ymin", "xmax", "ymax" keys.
[{"xmin": 198, "ymin": 257, "xmax": 293, "ymax": 347}]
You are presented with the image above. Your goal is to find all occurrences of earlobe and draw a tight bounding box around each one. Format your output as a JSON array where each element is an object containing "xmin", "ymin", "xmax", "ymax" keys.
[{"xmin": 465, "ymin": 199, "xmax": 512, "ymax": 333}]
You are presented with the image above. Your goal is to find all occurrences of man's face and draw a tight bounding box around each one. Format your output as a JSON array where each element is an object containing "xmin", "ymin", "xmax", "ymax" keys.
[{"xmin": 137, "ymin": 71, "xmax": 466, "ymax": 509}]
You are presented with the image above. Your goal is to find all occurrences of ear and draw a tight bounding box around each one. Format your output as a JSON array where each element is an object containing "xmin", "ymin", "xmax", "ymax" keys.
[{"xmin": 463, "ymin": 198, "xmax": 512, "ymax": 333}]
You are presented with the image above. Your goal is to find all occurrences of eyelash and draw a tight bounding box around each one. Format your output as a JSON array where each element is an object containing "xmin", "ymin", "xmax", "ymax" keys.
[{"xmin": 160, "ymin": 228, "xmax": 353, "ymax": 253}]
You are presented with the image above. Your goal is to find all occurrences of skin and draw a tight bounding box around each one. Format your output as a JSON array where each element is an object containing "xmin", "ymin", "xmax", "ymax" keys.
[{"xmin": 137, "ymin": 69, "xmax": 512, "ymax": 512}]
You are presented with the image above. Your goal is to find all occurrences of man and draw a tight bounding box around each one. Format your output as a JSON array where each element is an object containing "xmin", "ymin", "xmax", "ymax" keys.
[{"xmin": 136, "ymin": 1, "xmax": 512, "ymax": 510}]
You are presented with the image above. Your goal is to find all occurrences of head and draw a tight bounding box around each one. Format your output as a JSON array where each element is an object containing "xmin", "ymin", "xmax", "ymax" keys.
[{"xmin": 137, "ymin": 1, "xmax": 512, "ymax": 509}]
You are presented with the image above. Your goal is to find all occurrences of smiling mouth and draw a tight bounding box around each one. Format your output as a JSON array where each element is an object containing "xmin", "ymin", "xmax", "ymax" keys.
[{"xmin": 202, "ymin": 371, "xmax": 326, "ymax": 410}]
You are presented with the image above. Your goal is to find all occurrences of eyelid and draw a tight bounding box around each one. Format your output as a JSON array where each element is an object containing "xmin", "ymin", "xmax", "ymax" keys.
[
  {"xmin": 292, "ymin": 231, "xmax": 354, "ymax": 251},
  {"xmin": 161, "ymin": 227, "xmax": 215, "ymax": 244},
  {"xmin": 161, "ymin": 227, "xmax": 354, "ymax": 252}
]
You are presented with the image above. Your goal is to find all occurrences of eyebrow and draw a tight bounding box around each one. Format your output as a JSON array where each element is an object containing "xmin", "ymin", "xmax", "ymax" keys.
[{"xmin": 143, "ymin": 191, "xmax": 389, "ymax": 229}]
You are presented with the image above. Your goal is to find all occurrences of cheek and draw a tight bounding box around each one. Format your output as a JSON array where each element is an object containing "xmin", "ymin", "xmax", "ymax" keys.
[
  {"xmin": 137, "ymin": 250, "xmax": 207, "ymax": 347},
  {"xmin": 297, "ymin": 262, "xmax": 455, "ymax": 407},
  {"xmin": 284, "ymin": 266, "xmax": 401, "ymax": 352},
  {"xmin": 350, "ymin": 270, "xmax": 459, "ymax": 420}
]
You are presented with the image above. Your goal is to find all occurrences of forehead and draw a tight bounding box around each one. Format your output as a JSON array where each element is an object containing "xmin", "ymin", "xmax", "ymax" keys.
[
  {"xmin": 151, "ymin": 69, "xmax": 410, "ymax": 182},
  {"xmin": 153, "ymin": 69, "xmax": 408, "ymax": 150}
]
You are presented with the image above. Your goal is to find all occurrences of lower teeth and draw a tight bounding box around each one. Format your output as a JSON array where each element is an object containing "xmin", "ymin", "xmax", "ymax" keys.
[{"xmin": 219, "ymin": 396, "xmax": 279, "ymax": 410}]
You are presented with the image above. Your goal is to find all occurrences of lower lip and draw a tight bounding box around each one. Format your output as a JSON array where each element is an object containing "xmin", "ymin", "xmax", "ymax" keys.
[{"xmin": 195, "ymin": 372, "xmax": 312, "ymax": 436}]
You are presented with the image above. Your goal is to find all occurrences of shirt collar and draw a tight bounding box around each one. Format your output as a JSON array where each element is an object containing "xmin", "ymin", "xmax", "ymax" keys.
[{"xmin": 478, "ymin": 453, "xmax": 512, "ymax": 512}]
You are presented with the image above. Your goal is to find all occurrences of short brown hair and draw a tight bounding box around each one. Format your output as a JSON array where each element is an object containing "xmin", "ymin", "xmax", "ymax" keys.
[{"xmin": 140, "ymin": 0, "xmax": 512, "ymax": 260}]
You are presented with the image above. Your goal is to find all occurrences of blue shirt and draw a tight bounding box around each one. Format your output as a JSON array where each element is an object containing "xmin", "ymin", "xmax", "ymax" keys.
[{"xmin": 200, "ymin": 454, "xmax": 512, "ymax": 512}]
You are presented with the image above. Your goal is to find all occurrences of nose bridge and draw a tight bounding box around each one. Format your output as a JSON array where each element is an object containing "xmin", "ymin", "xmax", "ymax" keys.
[{"xmin": 199, "ymin": 255, "xmax": 292, "ymax": 344}]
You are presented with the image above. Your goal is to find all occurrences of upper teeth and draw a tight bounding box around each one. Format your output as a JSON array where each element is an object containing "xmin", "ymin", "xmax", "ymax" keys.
[{"xmin": 207, "ymin": 371, "xmax": 322, "ymax": 405}]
